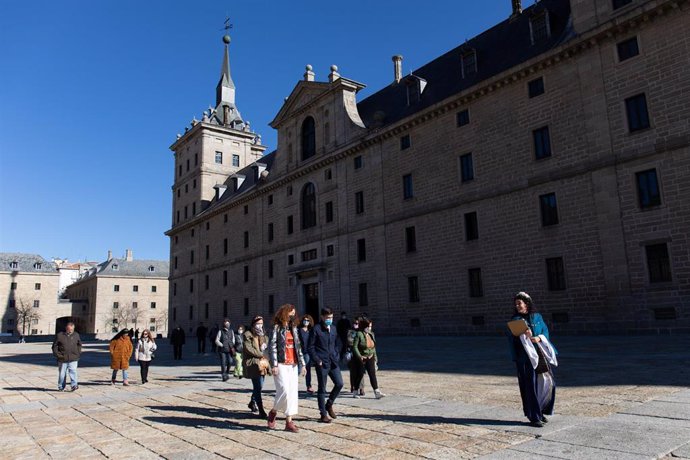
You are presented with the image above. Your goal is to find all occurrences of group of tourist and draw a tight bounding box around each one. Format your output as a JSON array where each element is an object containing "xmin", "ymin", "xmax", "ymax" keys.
[{"xmin": 50, "ymin": 291, "xmax": 558, "ymax": 429}]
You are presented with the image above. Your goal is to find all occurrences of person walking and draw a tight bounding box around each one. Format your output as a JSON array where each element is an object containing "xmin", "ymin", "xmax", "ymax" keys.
[
  {"xmin": 308, "ymin": 307, "xmax": 344, "ymax": 423},
  {"xmin": 208, "ymin": 324, "xmax": 219, "ymax": 354},
  {"xmin": 352, "ymin": 318, "xmax": 386, "ymax": 399},
  {"xmin": 346, "ymin": 317, "xmax": 363, "ymax": 396},
  {"xmin": 336, "ymin": 311, "xmax": 351, "ymax": 356},
  {"xmin": 170, "ymin": 325, "xmax": 185, "ymax": 360},
  {"xmin": 215, "ymin": 319, "xmax": 236, "ymax": 381},
  {"xmin": 266, "ymin": 305, "xmax": 306, "ymax": 432},
  {"xmin": 298, "ymin": 314, "xmax": 314, "ymax": 394},
  {"xmin": 233, "ymin": 325, "xmax": 245, "ymax": 379},
  {"xmin": 196, "ymin": 322, "xmax": 208, "ymax": 354},
  {"xmin": 135, "ymin": 329, "xmax": 157, "ymax": 384},
  {"xmin": 110, "ymin": 329, "xmax": 133, "ymax": 385},
  {"xmin": 509, "ymin": 291, "xmax": 558, "ymax": 427},
  {"xmin": 52, "ymin": 321, "xmax": 82, "ymax": 391},
  {"xmin": 243, "ymin": 316, "xmax": 269, "ymax": 418}
]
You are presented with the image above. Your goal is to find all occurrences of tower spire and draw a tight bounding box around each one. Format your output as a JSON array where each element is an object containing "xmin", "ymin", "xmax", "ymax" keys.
[{"xmin": 214, "ymin": 17, "xmax": 243, "ymax": 128}]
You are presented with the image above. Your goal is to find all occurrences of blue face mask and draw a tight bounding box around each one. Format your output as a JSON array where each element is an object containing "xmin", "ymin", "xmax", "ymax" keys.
[{"xmin": 324, "ymin": 319, "xmax": 333, "ymax": 326}]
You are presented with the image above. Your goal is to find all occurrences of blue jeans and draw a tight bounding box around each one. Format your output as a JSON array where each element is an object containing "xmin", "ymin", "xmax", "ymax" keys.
[
  {"xmin": 251, "ymin": 375, "xmax": 264, "ymax": 407},
  {"xmin": 220, "ymin": 352, "xmax": 234, "ymax": 379},
  {"xmin": 58, "ymin": 361, "xmax": 78, "ymax": 390},
  {"xmin": 316, "ymin": 363, "xmax": 343, "ymax": 416},
  {"xmin": 112, "ymin": 369, "xmax": 129, "ymax": 381}
]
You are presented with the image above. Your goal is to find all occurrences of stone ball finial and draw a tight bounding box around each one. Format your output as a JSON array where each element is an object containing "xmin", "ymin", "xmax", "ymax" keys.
[
  {"xmin": 306, "ymin": 64, "xmax": 313, "ymax": 71},
  {"xmin": 223, "ymin": 35, "xmax": 231, "ymax": 44},
  {"xmin": 330, "ymin": 65, "xmax": 338, "ymax": 72}
]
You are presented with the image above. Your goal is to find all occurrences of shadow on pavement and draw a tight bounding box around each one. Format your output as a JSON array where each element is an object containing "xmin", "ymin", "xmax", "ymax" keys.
[
  {"xmin": 350, "ymin": 412, "xmax": 525, "ymax": 427},
  {"xmin": 143, "ymin": 405, "xmax": 266, "ymax": 431}
]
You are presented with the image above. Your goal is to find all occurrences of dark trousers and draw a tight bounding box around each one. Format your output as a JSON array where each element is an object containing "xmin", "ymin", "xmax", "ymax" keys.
[
  {"xmin": 173, "ymin": 344, "xmax": 183, "ymax": 360},
  {"xmin": 139, "ymin": 360, "xmax": 151, "ymax": 382},
  {"xmin": 357, "ymin": 357, "xmax": 378, "ymax": 390},
  {"xmin": 251, "ymin": 375, "xmax": 264, "ymax": 407},
  {"xmin": 316, "ymin": 363, "xmax": 343, "ymax": 416},
  {"xmin": 197, "ymin": 337, "xmax": 206, "ymax": 353},
  {"xmin": 348, "ymin": 358, "xmax": 363, "ymax": 391},
  {"xmin": 516, "ymin": 361, "xmax": 555, "ymax": 422},
  {"xmin": 219, "ymin": 352, "xmax": 233, "ymax": 378}
]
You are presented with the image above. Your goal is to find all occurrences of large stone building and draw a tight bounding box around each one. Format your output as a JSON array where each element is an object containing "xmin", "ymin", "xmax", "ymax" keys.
[
  {"xmin": 64, "ymin": 250, "xmax": 169, "ymax": 338},
  {"xmin": 0, "ymin": 253, "xmax": 76, "ymax": 336},
  {"xmin": 167, "ymin": 0, "xmax": 690, "ymax": 335}
]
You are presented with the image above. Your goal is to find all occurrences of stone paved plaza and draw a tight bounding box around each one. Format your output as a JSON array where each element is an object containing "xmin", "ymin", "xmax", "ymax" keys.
[{"xmin": 1, "ymin": 336, "xmax": 689, "ymax": 459}]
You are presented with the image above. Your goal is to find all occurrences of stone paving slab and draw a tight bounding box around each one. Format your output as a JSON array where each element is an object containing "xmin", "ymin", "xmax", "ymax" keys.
[{"xmin": 672, "ymin": 442, "xmax": 690, "ymax": 459}]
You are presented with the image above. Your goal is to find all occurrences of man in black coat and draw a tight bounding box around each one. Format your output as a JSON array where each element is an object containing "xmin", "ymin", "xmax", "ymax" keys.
[
  {"xmin": 52, "ymin": 322, "xmax": 82, "ymax": 391},
  {"xmin": 308, "ymin": 308, "xmax": 344, "ymax": 423},
  {"xmin": 170, "ymin": 325, "xmax": 186, "ymax": 360},
  {"xmin": 196, "ymin": 322, "xmax": 208, "ymax": 354}
]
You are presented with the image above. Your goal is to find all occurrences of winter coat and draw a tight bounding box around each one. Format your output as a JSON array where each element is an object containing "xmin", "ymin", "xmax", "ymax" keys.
[
  {"xmin": 242, "ymin": 330, "xmax": 267, "ymax": 379},
  {"xmin": 135, "ymin": 338, "xmax": 157, "ymax": 362},
  {"xmin": 352, "ymin": 330, "xmax": 377, "ymax": 361},
  {"xmin": 110, "ymin": 336, "xmax": 133, "ymax": 370},
  {"xmin": 215, "ymin": 328, "xmax": 236, "ymax": 354},
  {"xmin": 170, "ymin": 328, "xmax": 186, "ymax": 345},
  {"xmin": 52, "ymin": 331, "xmax": 82, "ymax": 363}
]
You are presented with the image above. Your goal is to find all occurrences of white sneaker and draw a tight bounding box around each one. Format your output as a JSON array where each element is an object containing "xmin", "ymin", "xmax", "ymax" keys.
[{"xmin": 374, "ymin": 390, "xmax": 386, "ymax": 399}]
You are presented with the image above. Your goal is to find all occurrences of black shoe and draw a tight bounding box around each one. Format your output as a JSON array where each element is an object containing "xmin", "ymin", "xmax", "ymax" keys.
[
  {"xmin": 248, "ymin": 401, "xmax": 258, "ymax": 413},
  {"xmin": 540, "ymin": 415, "xmax": 549, "ymax": 423},
  {"xmin": 325, "ymin": 401, "xmax": 337, "ymax": 419},
  {"xmin": 529, "ymin": 420, "xmax": 544, "ymax": 428}
]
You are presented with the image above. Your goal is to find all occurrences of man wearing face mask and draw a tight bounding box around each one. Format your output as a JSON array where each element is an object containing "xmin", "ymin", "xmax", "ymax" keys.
[
  {"xmin": 308, "ymin": 307, "xmax": 344, "ymax": 423},
  {"xmin": 215, "ymin": 318, "xmax": 236, "ymax": 382}
]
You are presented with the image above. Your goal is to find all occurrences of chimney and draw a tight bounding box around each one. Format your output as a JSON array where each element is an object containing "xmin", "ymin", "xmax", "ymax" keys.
[
  {"xmin": 125, "ymin": 249, "xmax": 133, "ymax": 261},
  {"xmin": 304, "ymin": 64, "xmax": 315, "ymax": 82},
  {"xmin": 107, "ymin": 250, "xmax": 112, "ymax": 261},
  {"xmin": 511, "ymin": 0, "xmax": 522, "ymax": 17},
  {"xmin": 392, "ymin": 55, "xmax": 403, "ymax": 83}
]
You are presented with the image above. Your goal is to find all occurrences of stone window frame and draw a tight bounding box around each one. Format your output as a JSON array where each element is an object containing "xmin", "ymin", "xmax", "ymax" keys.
[
  {"xmin": 616, "ymin": 35, "xmax": 641, "ymax": 63},
  {"xmin": 642, "ymin": 240, "xmax": 674, "ymax": 285}
]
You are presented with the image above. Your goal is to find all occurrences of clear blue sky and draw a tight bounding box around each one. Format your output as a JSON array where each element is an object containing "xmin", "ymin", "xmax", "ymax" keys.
[{"xmin": 0, "ymin": 0, "xmax": 512, "ymax": 263}]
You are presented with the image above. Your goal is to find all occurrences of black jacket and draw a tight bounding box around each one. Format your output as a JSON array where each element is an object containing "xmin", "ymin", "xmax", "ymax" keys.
[
  {"xmin": 170, "ymin": 328, "xmax": 186, "ymax": 345},
  {"xmin": 52, "ymin": 331, "xmax": 82, "ymax": 363}
]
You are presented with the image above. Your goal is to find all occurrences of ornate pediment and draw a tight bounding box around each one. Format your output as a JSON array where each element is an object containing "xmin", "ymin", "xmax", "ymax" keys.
[{"xmin": 269, "ymin": 81, "xmax": 331, "ymax": 129}]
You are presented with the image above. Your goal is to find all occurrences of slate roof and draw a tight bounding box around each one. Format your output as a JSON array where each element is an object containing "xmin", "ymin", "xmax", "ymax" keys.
[
  {"xmin": 357, "ymin": 0, "xmax": 573, "ymax": 128},
  {"xmin": 82, "ymin": 258, "xmax": 170, "ymax": 279},
  {"xmin": 0, "ymin": 253, "xmax": 58, "ymax": 274}
]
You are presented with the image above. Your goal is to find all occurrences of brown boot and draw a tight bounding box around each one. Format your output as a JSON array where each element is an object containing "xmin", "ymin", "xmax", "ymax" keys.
[
  {"xmin": 319, "ymin": 414, "xmax": 332, "ymax": 423},
  {"xmin": 284, "ymin": 420, "xmax": 299, "ymax": 433},
  {"xmin": 325, "ymin": 401, "xmax": 337, "ymax": 419},
  {"xmin": 267, "ymin": 409, "xmax": 277, "ymax": 429}
]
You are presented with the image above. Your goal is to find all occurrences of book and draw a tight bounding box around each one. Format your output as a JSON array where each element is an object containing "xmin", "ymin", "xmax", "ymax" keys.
[{"xmin": 507, "ymin": 319, "xmax": 529, "ymax": 337}]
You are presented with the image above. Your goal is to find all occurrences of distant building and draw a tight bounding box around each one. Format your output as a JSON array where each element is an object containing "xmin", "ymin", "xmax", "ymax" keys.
[
  {"xmin": 64, "ymin": 250, "xmax": 169, "ymax": 339},
  {"xmin": 167, "ymin": 0, "xmax": 689, "ymax": 335},
  {"xmin": 54, "ymin": 259, "xmax": 97, "ymax": 298}
]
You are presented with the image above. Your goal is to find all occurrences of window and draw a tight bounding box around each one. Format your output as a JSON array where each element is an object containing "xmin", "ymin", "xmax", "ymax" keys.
[
  {"xmin": 35, "ymin": 283, "xmax": 41, "ymax": 290},
  {"xmin": 540, "ymin": 193, "xmax": 559, "ymax": 226},
  {"xmin": 459, "ymin": 153, "xmax": 474, "ymax": 182},
  {"xmin": 205, "ymin": 244, "xmax": 210, "ymax": 260},
  {"xmin": 267, "ymin": 195, "xmax": 273, "ymax": 206},
  {"xmin": 626, "ymin": 93, "xmax": 650, "ymax": 132},
  {"xmin": 8, "ymin": 299, "xmax": 15, "ymax": 308},
  {"xmin": 646, "ymin": 243, "xmax": 672, "ymax": 283},
  {"xmin": 244, "ymin": 231, "xmax": 249, "ymax": 248},
  {"xmin": 223, "ymin": 270, "xmax": 228, "ymax": 286},
  {"xmin": 189, "ymin": 305, "xmax": 193, "ymax": 320},
  {"xmin": 357, "ymin": 239, "xmax": 366, "ymax": 262},
  {"xmin": 194, "ymin": 153, "xmax": 198, "ymax": 166},
  {"xmin": 232, "ymin": 154, "xmax": 240, "ymax": 167},
  {"xmin": 189, "ymin": 278, "xmax": 194, "ymax": 293},
  {"xmin": 325, "ymin": 169, "xmax": 332, "ymax": 180},
  {"xmin": 405, "ymin": 226, "xmax": 416, "ymax": 253},
  {"xmin": 327, "ymin": 244, "xmax": 335, "ymax": 257},
  {"xmin": 546, "ymin": 257, "xmax": 567, "ymax": 290},
  {"xmin": 400, "ymin": 134, "xmax": 411, "ymax": 150},
  {"xmin": 133, "ymin": 285, "xmax": 139, "ymax": 292},
  {"xmin": 243, "ymin": 298, "xmax": 249, "ymax": 316},
  {"xmin": 354, "ymin": 156, "xmax": 363, "ymax": 170},
  {"xmin": 244, "ymin": 265, "xmax": 249, "ymax": 283},
  {"xmin": 301, "ymin": 116, "xmax": 316, "ymax": 160},
  {"xmin": 114, "ymin": 285, "xmax": 120, "ymax": 292},
  {"xmin": 190, "ymin": 250, "xmax": 195, "ymax": 264},
  {"xmin": 617, "ymin": 37, "xmax": 639, "ymax": 61},
  {"xmin": 287, "ymin": 215, "xmax": 294, "ymax": 234},
  {"xmin": 174, "ymin": 256, "xmax": 178, "ymax": 270},
  {"xmin": 636, "ymin": 169, "xmax": 661, "ymax": 209},
  {"xmin": 528, "ymin": 77, "xmax": 545, "ymax": 98},
  {"xmin": 464, "ymin": 212, "xmax": 479, "ymax": 241},
  {"xmin": 178, "ymin": 164, "xmax": 182, "ymax": 177},
  {"xmin": 113, "ymin": 302, "xmax": 119, "ymax": 309},
  {"xmin": 34, "ymin": 262, "xmax": 42, "ymax": 269},
  {"xmin": 215, "ymin": 151, "xmax": 223, "ymax": 164},
  {"xmin": 173, "ymin": 283, "xmax": 177, "ymax": 296},
  {"xmin": 533, "ymin": 126, "xmax": 552, "ymax": 159},
  {"xmin": 359, "ymin": 283, "xmax": 369, "ymax": 307},
  {"xmin": 244, "ymin": 205, "xmax": 248, "ymax": 215},
  {"xmin": 287, "ymin": 185, "xmax": 293, "ymax": 196},
  {"xmin": 461, "ymin": 50, "xmax": 477, "ymax": 78},
  {"xmin": 468, "ymin": 268, "xmax": 483, "ymax": 297},
  {"xmin": 192, "ymin": 202, "xmax": 196, "ymax": 215},
  {"xmin": 613, "ymin": 0, "xmax": 633, "ymax": 9},
  {"xmin": 268, "ymin": 223, "xmax": 274, "ymax": 242},
  {"xmin": 301, "ymin": 183, "xmax": 317, "ymax": 229},
  {"xmin": 325, "ymin": 201, "xmax": 334, "ymax": 223},
  {"xmin": 456, "ymin": 109, "xmax": 470, "ymax": 127},
  {"xmin": 302, "ymin": 249, "xmax": 318, "ymax": 262},
  {"xmin": 224, "ymin": 238, "xmax": 228, "ymax": 254},
  {"xmin": 355, "ymin": 191, "xmax": 364, "ymax": 214},
  {"xmin": 33, "ymin": 299, "xmax": 40, "ymax": 308},
  {"xmin": 205, "ymin": 274, "xmax": 209, "ymax": 290},
  {"xmin": 173, "ymin": 308, "xmax": 177, "ymax": 321},
  {"xmin": 403, "ymin": 174, "xmax": 414, "ymax": 200},
  {"xmin": 288, "ymin": 254, "xmax": 294, "ymax": 265},
  {"xmin": 193, "ymin": 179, "xmax": 197, "ymax": 189},
  {"xmin": 132, "ymin": 302, "xmax": 138, "ymax": 309},
  {"xmin": 268, "ymin": 260, "xmax": 274, "ymax": 278},
  {"xmin": 223, "ymin": 300, "xmax": 228, "ymax": 317},
  {"xmin": 10, "ymin": 282, "xmax": 17, "ymax": 290},
  {"xmin": 530, "ymin": 12, "xmax": 550, "ymax": 44},
  {"xmin": 148, "ymin": 265, "xmax": 155, "ymax": 272},
  {"xmin": 268, "ymin": 295, "xmax": 275, "ymax": 314},
  {"xmin": 186, "ymin": 159, "xmax": 190, "ymax": 171},
  {"xmin": 408, "ymin": 276, "xmax": 420, "ymax": 302},
  {"xmin": 112, "ymin": 264, "xmax": 119, "ymax": 271}
]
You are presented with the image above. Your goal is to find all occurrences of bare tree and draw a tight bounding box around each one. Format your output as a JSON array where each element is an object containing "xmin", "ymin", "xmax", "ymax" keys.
[
  {"xmin": 129, "ymin": 303, "xmax": 143, "ymax": 331},
  {"xmin": 16, "ymin": 298, "xmax": 42, "ymax": 335},
  {"xmin": 154, "ymin": 309, "xmax": 169, "ymax": 336}
]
